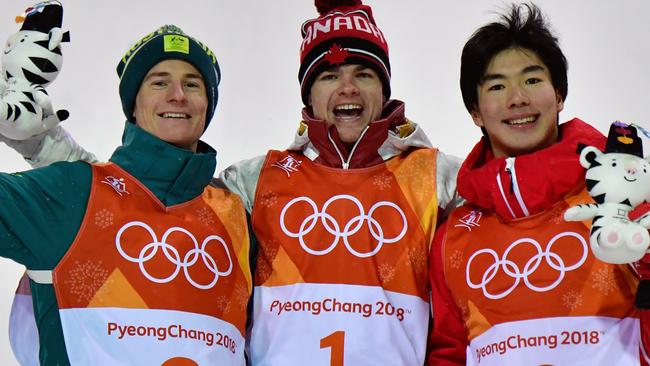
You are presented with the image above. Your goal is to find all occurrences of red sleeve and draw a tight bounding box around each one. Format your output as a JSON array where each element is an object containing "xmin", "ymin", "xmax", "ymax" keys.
[
  {"xmin": 633, "ymin": 242, "xmax": 650, "ymax": 364},
  {"xmin": 636, "ymin": 250, "xmax": 650, "ymax": 364},
  {"xmin": 640, "ymin": 310, "xmax": 650, "ymax": 366},
  {"xmin": 629, "ymin": 203, "xmax": 650, "ymax": 221},
  {"xmin": 426, "ymin": 220, "xmax": 468, "ymax": 365}
]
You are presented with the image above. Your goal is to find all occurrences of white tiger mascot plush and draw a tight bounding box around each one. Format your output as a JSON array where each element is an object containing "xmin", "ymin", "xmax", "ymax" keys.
[
  {"xmin": 0, "ymin": 0, "xmax": 69, "ymax": 141},
  {"xmin": 564, "ymin": 122, "xmax": 650, "ymax": 264}
]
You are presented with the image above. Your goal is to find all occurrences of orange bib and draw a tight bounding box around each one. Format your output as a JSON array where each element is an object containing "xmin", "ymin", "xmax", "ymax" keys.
[
  {"xmin": 249, "ymin": 149, "xmax": 438, "ymax": 365},
  {"xmin": 53, "ymin": 163, "xmax": 251, "ymax": 365},
  {"xmin": 443, "ymin": 188, "xmax": 639, "ymax": 365}
]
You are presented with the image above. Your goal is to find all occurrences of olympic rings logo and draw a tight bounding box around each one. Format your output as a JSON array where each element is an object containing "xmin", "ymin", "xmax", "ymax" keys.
[
  {"xmin": 465, "ymin": 231, "xmax": 587, "ymax": 299},
  {"xmin": 279, "ymin": 194, "xmax": 408, "ymax": 258},
  {"xmin": 115, "ymin": 221, "xmax": 233, "ymax": 290}
]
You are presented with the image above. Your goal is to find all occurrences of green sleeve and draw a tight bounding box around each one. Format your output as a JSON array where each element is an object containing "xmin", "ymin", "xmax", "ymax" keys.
[
  {"xmin": 0, "ymin": 161, "xmax": 91, "ymax": 365},
  {"xmin": 0, "ymin": 161, "xmax": 91, "ymax": 269}
]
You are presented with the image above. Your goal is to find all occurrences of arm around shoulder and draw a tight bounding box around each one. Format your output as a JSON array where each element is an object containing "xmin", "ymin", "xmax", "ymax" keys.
[
  {"xmin": 435, "ymin": 151, "xmax": 464, "ymax": 219},
  {"xmin": 218, "ymin": 154, "xmax": 266, "ymax": 214}
]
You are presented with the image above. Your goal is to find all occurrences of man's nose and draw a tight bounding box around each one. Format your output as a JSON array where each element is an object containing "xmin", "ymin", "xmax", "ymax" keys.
[
  {"xmin": 167, "ymin": 81, "xmax": 187, "ymax": 102},
  {"xmin": 507, "ymin": 85, "xmax": 530, "ymax": 108},
  {"xmin": 338, "ymin": 75, "xmax": 359, "ymax": 96}
]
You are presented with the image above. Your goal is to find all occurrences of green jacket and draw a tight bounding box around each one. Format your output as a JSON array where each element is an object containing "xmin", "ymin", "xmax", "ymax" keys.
[{"xmin": 0, "ymin": 122, "xmax": 217, "ymax": 365}]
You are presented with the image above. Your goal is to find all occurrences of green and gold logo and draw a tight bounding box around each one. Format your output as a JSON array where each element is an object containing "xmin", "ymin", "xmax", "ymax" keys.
[{"xmin": 164, "ymin": 34, "xmax": 189, "ymax": 54}]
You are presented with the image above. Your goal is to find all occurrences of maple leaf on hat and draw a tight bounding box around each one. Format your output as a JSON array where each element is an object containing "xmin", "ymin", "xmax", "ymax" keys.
[{"xmin": 325, "ymin": 43, "xmax": 350, "ymax": 65}]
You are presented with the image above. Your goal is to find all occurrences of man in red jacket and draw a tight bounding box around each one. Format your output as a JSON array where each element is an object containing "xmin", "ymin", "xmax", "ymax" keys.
[{"xmin": 428, "ymin": 3, "xmax": 648, "ymax": 365}]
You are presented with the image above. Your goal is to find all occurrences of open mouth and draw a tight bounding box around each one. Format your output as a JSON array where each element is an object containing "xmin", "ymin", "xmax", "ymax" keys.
[
  {"xmin": 333, "ymin": 104, "xmax": 363, "ymax": 119},
  {"xmin": 503, "ymin": 116, "xmax": 536, "ymax": 126},
  {"xmin": 159, "ymin": 112, "xmax": 191, "ymax": 119}
]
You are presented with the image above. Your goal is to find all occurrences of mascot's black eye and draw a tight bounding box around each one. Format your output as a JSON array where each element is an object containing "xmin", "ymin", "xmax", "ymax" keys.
[
  {"xmin": 20, "ymin": 39, "xmax": 24, "ymax": 43},
  {"xmin": 612, "ymin": 162, "xmax": 617, "ymax": 167}
]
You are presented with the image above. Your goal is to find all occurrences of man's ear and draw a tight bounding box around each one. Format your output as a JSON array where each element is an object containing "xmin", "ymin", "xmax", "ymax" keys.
[
  {"xmin": 471, "ymin": 107, "xmax": 483, "ymax": 127},
  {"xmin": 556, "ymin": 92, "xmax": 564, "ymax": 112}
]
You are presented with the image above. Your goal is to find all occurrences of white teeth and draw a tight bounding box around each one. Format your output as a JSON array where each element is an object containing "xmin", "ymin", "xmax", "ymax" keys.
[
  {"xmin": 506, "ymin": 116, "xmax": 535, "ymax": 125},
  {"xmin": 161, "ymin": 112, "xmax": 190, "ymax": 119},
  {"xmin": 334, "ymin": 104, "xmax": 362, "ymax": 111}
]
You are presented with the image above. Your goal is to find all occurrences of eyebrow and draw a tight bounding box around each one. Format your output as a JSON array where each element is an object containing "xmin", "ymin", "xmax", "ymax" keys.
[
  {"xmin": 480, "ymin": 65, "xmax": 546, "ymax": 84},
  {"xmin": 323, "ymin": 64, "xmax": 372, "ymax": 73},
  {"xmin": 143, "ymin": 72, "xmax": 203, "ymax": 80},
  {"xmin": 352, "ymin": 65, "xmax": 371, "ymax": 72}
]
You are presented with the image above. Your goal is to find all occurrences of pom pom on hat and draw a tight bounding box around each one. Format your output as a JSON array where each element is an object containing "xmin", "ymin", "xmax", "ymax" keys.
[
  {"xmin": 315, "ymin": 0, "xmax": 362, "ymax": 15},
  {"xmin": 298, "ymin": 0, "xmax": 391, "ymax": 105}
]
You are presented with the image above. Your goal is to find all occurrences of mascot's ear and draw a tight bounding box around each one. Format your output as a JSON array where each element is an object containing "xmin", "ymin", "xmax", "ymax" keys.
[
  {"xmin": 47, "ymin": 28, "xmax": 69, "ymax": 51},
  {"xmin": 579, "ymin": 146, "xmax": 602, "ymax": 169}
]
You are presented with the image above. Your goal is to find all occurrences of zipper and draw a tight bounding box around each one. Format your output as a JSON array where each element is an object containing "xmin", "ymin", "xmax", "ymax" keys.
[
  {"xmin": 505, "ymin": 158, "xmax": 516, "ymax": 194},
  {"xmin": 504, "ymin": 157, "xmax": 530, "ymax": 217},
  {"xmin": 327, "ymin": 125, "xmax": 370, "ymax": 170}
]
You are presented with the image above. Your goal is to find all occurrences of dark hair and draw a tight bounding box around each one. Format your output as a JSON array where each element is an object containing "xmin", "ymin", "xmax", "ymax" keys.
[{"xmin": 460, "ymin": 3, "xmax": 568, "ymax": 112}]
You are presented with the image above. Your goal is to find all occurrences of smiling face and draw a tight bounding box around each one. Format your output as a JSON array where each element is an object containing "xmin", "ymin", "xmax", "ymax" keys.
[
  {"xmin": 471, "ymin": 47, "xmax": 564, "ymax": 158},
  {"xmin": 308, "ymin": 64, "xmax": 384, "ymax": 143},
  {"xmin": 133, "ymin": 59, "xmax": 207, "ymax": 151}
]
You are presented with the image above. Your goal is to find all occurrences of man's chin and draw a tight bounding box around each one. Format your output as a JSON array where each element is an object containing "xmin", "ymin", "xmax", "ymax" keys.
[{"xmin": 335, "ymin": 126, "xmax": 369, "ymax": 144}]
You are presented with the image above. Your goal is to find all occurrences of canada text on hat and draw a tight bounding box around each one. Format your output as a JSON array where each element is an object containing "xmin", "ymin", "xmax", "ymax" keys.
[{"xmin": 300, "ymin": 9, "xmax": 386, "ymax": 54}]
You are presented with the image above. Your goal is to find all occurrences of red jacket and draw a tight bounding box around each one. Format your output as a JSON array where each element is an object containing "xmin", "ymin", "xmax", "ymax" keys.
[{"xmin": 427, "ymin": 119, "xmax": 650, "ymax": 365}]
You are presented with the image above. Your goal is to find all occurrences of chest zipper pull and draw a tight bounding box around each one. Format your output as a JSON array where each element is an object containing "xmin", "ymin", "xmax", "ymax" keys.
[{"xmin": 505, "ymin": 157, "xmax": 516, "ymax": 194}]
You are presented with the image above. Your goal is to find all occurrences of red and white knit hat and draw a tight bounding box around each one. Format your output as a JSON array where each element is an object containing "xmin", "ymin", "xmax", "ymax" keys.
[{"xmin": 298, "ymin": 0, "xmax": 391, "ymax": 105}]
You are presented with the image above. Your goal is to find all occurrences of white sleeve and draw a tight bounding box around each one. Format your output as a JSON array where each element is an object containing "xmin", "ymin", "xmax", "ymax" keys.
[
  {"xmin": 1, "ymin": 125, "xmax": 100, "ymax": 168},
  {"xmin": 9, "ymin": 273, "xmax": 39, "ymax": 366},
  {"xmin": 218, "ymin": 155, "xmax": 266, "ymax": 214},
  {"xmin": 435, "ymin": 150, "xmax": 464, "ymax": 219}
]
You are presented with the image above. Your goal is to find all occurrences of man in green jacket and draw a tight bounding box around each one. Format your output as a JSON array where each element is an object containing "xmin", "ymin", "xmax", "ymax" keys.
[{"xmin": 0, "ymin": 24, "xmax": 250, "ymax": 365}]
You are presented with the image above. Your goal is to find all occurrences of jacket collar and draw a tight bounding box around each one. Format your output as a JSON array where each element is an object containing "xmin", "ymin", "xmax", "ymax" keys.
[
  {"xmin": 288, "ymin": 99, "xmax": 432, "ymax": 169},
  {"xmin": 109, "ymin": 122, "xmax": 217, "ymax": 206},
  {"xmin": 457, "ymin": 118, "xmax": 606, "ymax": 220}
]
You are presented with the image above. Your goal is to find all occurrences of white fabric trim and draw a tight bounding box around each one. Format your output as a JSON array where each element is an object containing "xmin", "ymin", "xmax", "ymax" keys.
[
  {"xmin": 505, "ymin": 157, "xmax": 530, "ymax": 216},
  {"xmin": 640, "ymin": 337, "xmax": 650, "ymax": 365},
  {"xmin": 302, "ymin": 142, "xmax": 320, "ymax": 161},
  {"xmin": 377, "ymin": 122, "xmax": 432, "ymax": 161},
  {"xmin": 496, "ymin": 172, "xmax": 516, "ymax": 219},
  {"xmin": 26, "ymin": 270, "xmax": 53, "ymax": 284}
]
